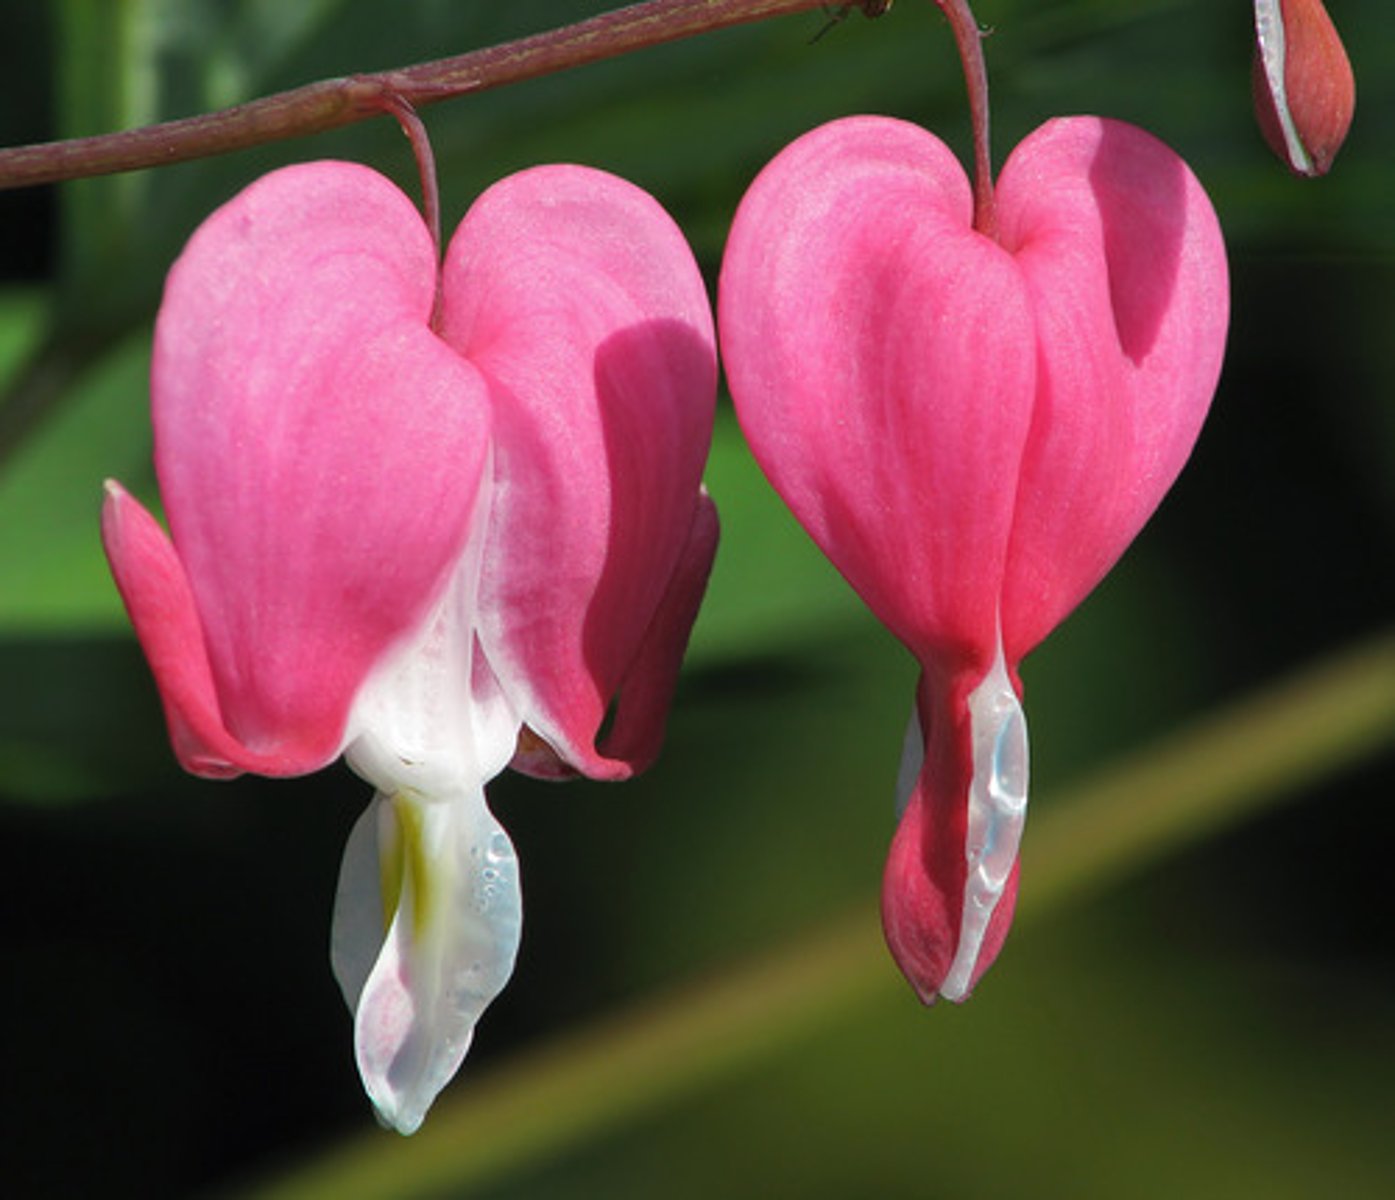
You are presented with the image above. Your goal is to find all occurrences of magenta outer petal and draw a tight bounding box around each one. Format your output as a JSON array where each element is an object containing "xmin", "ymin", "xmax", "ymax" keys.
[
  {"xmin": 995, "ymin": 118, "xmax": 1229, "ymax": 661},
  {"xmin": 719, "ymin": 117, "xmax": 1036, "ymax": 669},
  {"xmin": 598, "ymin": 489, "xmax": 719, "ymax": 773},
  {"xmin": 440, "ymin": 165, "xmax": 717, "ymax": 779},
  {"xmin": 510, "ymin": 488, "xmax": 719, "ymax": 781},
  {"xmin": 102, "ymin": 482, "xmax": 316, "ymax": 777},
  {"xmin": 134, "ymin": 161, "xmax": 491, "ymax": 771}
]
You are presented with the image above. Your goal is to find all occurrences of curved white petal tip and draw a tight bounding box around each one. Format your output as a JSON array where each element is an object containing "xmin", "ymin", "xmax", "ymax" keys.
[{"xmin": 330, "ymin": 787, "xmax": 522, "ymax": 1134}]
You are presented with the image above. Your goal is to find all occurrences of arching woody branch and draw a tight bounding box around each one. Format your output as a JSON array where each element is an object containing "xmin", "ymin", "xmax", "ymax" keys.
[{"xmin": 0, "ymin": 0, "xmax": 895, "ymax": 190}]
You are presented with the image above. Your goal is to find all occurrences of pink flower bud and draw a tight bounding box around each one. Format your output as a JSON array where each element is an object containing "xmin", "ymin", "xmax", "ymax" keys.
[{"xmin": 1253, "ymin": 0, "xmax": 1356, "ymax": 176}]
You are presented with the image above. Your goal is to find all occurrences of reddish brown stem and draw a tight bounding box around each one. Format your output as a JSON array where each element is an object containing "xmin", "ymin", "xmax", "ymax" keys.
[
  {"xmin": 374, "ymin": 93, "xmax": 444, "ymax": 329},
  {"xmin": 0, "ymin": 1, "xmax": 893, "ymax": 191},
  {"xmin": 376, "ymin": 95, "xmax": 441, "ymax": 256},
  {"xmin": 935, "ymin": 0, "xmax": 995, "ymax": 239}
]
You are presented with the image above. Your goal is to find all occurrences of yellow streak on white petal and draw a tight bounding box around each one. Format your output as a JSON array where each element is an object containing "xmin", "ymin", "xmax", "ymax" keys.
[{"xmin": 378, "ymin": 792, "xmax": 435, "ymax": 940}]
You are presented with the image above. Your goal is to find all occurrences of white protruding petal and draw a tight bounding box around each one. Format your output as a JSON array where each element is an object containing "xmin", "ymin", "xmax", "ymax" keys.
[
  {"xmin": 939, "ymin": 638, "xmax": 1029, "ymax": 1002},
  {"xmin": 334, "ymin": 787, "xmax": 522, "ymax": 1135}
]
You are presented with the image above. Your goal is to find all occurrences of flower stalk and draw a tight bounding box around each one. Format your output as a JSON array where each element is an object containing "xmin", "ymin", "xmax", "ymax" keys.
[
  {"xmin": 0, "ymin": 0, "xmax": 896, "ymax": 190},
  {"xmin": 934, "ymin": 0, "xmax": 996, "ymax": 238},
  {"xmin": 374, "ymin": 92, "xmax": 444, "ymax": 327}
]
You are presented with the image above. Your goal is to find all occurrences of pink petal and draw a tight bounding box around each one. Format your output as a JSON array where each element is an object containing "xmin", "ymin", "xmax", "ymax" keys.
[
  {"xmin": 510, "ymin": 488, "xmax": 719, "ymax": 780},
  {"xmin": 439, "ymin": 165, "xmax": 717, "ymax": 779},
  {"xmin": 124, "ymin": 161, "xmax": 491, "ymax": 772},
  {"xmin": 995, "ymin": 118, "xmax": 1229, "ymax": 661},
  {"xmin": 718, "ymin": 116, "xmax": 1037, "ymax": 669},
  {"xmin": 102, "ymin": 481, "xmax": 283, "ymax": 776},
  {"xmin": 596, "ymin": 488, "xmax": 719, "ymax": 774}
]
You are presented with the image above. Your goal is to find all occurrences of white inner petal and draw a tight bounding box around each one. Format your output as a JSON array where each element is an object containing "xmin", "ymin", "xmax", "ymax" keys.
[
  {"xmin": 332, "ymin": 785, "xmax": 522, "ymax": 1135},
  {"xmin": 938, "ymin": 637, "xmax": 1029, "ymax": 1002},
  {"xmin": 345, "ymin": 467, "xmax": 519, "ymax": 795}
]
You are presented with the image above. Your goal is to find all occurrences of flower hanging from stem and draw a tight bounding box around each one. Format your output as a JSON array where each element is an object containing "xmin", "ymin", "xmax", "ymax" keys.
[
  {"xmin": 718, "ymin": 5, "xmax": 1228, "ymax": 1001},
  {"xmin": 103, "ymin": 141, "xmax": 719, "ymax": 1131}
]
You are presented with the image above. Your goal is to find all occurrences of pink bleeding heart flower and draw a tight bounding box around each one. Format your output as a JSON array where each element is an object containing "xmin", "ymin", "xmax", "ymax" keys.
[
  {"xmin": 103, "ymin": 160, "xmax": 716, "ymax": 1132},
  {"xmin": 719, "ymin": 115, "xmax": 1227, "ymax": 1004},
  {"xmin": 1253, "ymin": 0, "xmax": 1356, "ymax": 177}
]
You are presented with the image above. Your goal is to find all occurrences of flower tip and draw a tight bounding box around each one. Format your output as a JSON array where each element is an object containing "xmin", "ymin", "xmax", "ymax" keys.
[
  {"xmin": 882, "ymin": 908, "xmax": 1004, "ymax": 1007},
  {"xmin": 370, "ymin": 1094, "xmax": 429, "ymax": 1137},
  {"xmin": 1253, "ymin": 0, "xmax": 1355, "ymax": 177},
  {"xmin": 907, "ymin": 972, "xmax": 944, "ymax": 1009},
  {"xmin": 100, "ymin": 479, "xmax": 137, "ymax": 528},
  {"xmin": 100, "ymin": 481, "xmax": 126, "ymax": 537},
  {"xmin": 881, "ymin": 887, "xmax": 997, "ymax": 1007},
  {"xmin": 881, "ymin": 807, "xmax": 1003, "ymax": 1007}
]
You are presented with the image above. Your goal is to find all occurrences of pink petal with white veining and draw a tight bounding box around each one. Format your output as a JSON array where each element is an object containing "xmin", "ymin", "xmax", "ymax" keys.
[
  {"xmin": 718, "ymin": 116, "xmax": 1036, "ymax": 671},
  {"xmin": 439, "ymin": 165, "xmax": 717, "ymax": 780},
  {"xmin": 996, "ymin": 117, "xmax": 1228, "ymax": 660},
  {"xmin": 109, "ymin": 161, "xmax": 491, "ymax": 774}
]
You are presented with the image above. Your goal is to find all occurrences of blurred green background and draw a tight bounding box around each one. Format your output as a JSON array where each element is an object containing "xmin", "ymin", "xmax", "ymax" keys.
[{"xmin": 1, "ymin": 1, "xmax": 1392, "ymax": 1197}]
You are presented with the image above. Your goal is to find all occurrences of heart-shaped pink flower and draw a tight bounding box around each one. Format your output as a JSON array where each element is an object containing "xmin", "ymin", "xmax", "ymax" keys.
[
  {"xmin": 719, "ymin": 115, "xmax": 1227, "ymax": 1002},
  {"xmin": 103, "ymin": 159, "xmax": 717, "ymax": 1131}
]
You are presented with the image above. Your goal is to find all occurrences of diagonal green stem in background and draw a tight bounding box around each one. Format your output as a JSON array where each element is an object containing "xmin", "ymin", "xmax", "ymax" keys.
[{"xmin": 229, "ymin": 628, "xmax": 1395, "ymax": 1200}]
